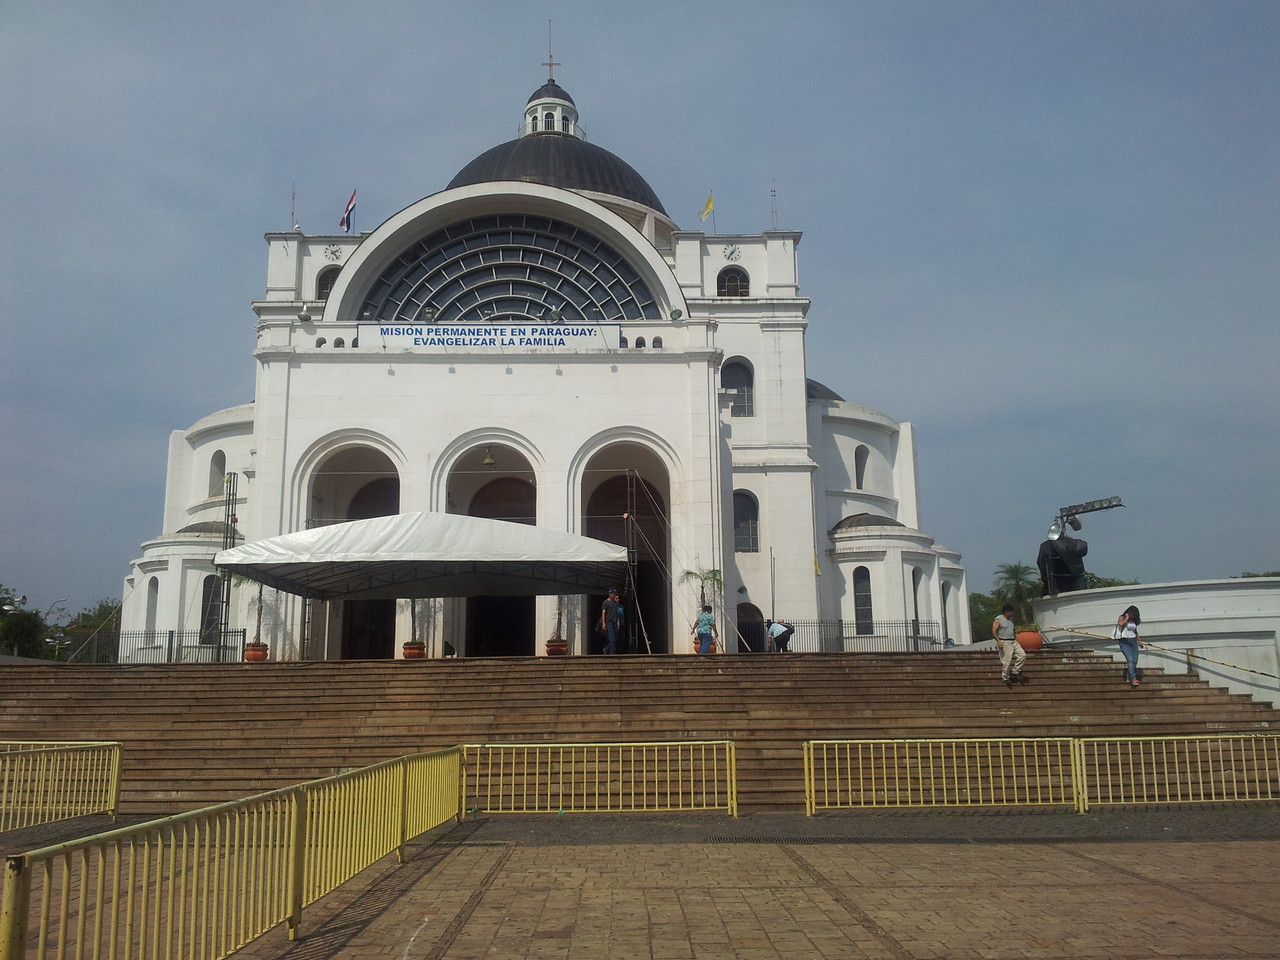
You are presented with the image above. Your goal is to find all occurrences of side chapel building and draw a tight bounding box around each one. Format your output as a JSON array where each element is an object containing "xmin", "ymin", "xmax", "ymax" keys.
[{"xmin": 121, "ymin": 76, "xmax": 971, "ymax": 658}]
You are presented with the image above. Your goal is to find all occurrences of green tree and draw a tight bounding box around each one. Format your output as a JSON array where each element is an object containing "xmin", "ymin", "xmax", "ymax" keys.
[
  {"xmin": 992, "ymin": 562, "xmax": 1039, "ymax": 628},
  {"xmin": 1, "ymin": 609, "xmax": 48, "ymax": 657},
  {"xmin": 1238, "ymin": 571, "xmax": 1280, "ymax": 578},
  {"xmin": 62, "ymin": 600, "xmax": 122, "ymax": 663},
  {"xmin": 968, "ymin": 590, "xmax": 1003, "ymax": 643},
  {"xmin": 678, "ymin": 566, "xmax": 724, "ymax": 608},
  {"xmin": 1083, "ymin": 572, "xmax": 1140, "ymax": 589},
  {"xmin": 1, "ymin": 584, "xmax": 48, "ymax": 658}
]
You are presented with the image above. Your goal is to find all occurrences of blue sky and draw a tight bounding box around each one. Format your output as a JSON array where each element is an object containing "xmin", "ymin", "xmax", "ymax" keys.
[{"xmin": 2, "ymin": 0, "xmax": 1277, "ymax": 619}]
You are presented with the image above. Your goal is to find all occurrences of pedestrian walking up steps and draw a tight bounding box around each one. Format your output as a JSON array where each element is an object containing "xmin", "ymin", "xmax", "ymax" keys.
[{"xmin": 1, "ymin": 650, "xmax": 1276, "ymax": 814}]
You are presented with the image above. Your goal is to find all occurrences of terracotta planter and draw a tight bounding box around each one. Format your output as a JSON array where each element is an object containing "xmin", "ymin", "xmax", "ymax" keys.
[
  {"xmin": 546, "ymin": 639, "xmax": 569, "ymax": 657},
  {"xmin": 244, "ymin": 644, "xmax": 268, "ymax": 662},
  {"xmin": 1016, "ymin": 630, "xmax": 1044, "ymax": 652},
  {"xmin": 402, "ymin": 644, "xmax": 426, "ymax": 660}
]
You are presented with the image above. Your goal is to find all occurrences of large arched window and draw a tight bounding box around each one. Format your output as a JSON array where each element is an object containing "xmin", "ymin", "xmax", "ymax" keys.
[
  {"xmin": 854, "ymin": 445, "xmax": 870, "ymax": 490},
  {"xmin": 717, "ymin": 266, "xmax": 749, "ymax": 297},
  {"xmin": 316, "ymin": 266, "xmax": 340, "ymax": 300},
  {"xmin": 721, "ymin": 361, "xmax": 754, "ymax": 418},
  {"xmin": 145, "ymin": 577, "xmax": 159, "ymax": 634},
  {"xmin": 733, "ymin": 491, "xmax": 759, "ymax": 553},
  {"xmin": 208, "ymin": 451, "xmax": 226, "ymax": 499},
  {"xmin": 199, "ymin": 575, "xmax": 220, "ymax": 644},
  {"xmin": 853, "ymin": 567, "xmax": 873, "ymax": 635},
  {"xmin": 359, "ymin": 213, "xmax": 660, "ymax": 324}
]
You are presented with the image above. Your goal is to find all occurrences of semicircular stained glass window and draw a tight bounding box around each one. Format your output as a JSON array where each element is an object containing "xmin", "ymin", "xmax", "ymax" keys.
[{"xmin": 358, "ymin": 213, "xmax": 660, "ymax": 324}]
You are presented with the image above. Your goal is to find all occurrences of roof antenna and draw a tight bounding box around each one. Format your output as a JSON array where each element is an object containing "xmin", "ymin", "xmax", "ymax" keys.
[
  {"xmin": 770, "ymin": 181, "xmax": 778, "ymax": 230},
  {"xmin": 291, "ymin": 183, "xmax": 300, "ymax": 232},
  {"xmin": 542, "ymin": 20, "xmax": 560, "ymax": 80}
]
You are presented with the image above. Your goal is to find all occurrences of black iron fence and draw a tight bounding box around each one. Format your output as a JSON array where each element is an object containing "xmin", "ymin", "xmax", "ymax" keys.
[
  {"xmin": 734, "ymin": 619, "xmax": 945, "ymax": 653},
  {"xmin": 73, "ymin": 630, "xmax": 250, "ymax": 664},
  {"xmin": 67, "ymin": 624, "xmax": 941, "ymax": 662}
]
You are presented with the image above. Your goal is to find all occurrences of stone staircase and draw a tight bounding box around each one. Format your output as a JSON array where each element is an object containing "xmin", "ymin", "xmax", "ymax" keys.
[{"xmin": 2, "ymin": 650, "xmax": 1276, "ymax": 814}]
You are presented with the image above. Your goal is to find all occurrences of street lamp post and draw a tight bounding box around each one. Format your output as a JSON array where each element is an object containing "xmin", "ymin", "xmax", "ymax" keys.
[{"xmin": 40, "ymin": 599, "xmax": 69, "ymax": 661}]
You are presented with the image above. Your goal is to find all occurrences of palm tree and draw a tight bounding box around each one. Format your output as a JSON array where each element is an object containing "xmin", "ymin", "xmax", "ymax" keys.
[
  {"xmin": 678, "ymin": 566, "xmax": 724, "ymax": 608},
  {"xmin": 992, "ymin": 562, "xmax": 1039, "ymax": 627}
]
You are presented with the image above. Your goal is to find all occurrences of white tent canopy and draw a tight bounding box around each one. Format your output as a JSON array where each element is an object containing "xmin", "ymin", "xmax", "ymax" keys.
[{"xmin": 215, "ymin": 511, "xmax": 628, "ymax": 600}]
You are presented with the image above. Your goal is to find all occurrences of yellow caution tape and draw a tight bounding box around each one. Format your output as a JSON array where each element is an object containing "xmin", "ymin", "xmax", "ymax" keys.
[{"xmin": 1044, "ymin": 626, "xmax": 1280, "ymax": 682}]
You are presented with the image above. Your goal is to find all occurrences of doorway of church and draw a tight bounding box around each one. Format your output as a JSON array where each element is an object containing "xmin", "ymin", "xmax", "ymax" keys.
[
  {"xmin": 586, "ymin": 562, "xmax": 669, "ymax": 655},
  {"xmin": 341, "ymin": 598, "xmax": 396, "ymax": 659},
  {"xmin": 584, "ymin": 465, "xmax": 670, "ymax": 655},
  {"xmin": 457, "ymin": 461, "xmax": 539, "ymax": 658},
  {"xmin": 466, "ymin": 595, "xmax": 535, "ymax": 657},
  {"xmin": 736, "ymin": 602, "xmax": 765, "ymax": 653},
  {"xmin": 308, "ymin": 452, "xmax": 401, "ymax": 661}
]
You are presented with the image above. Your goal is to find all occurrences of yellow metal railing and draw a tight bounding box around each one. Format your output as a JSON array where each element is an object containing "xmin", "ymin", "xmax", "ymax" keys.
[
  {"xmin": 804, "ymin": 738, "xmax": 1077, "ymax": 815},
  {"xmin": 0, "ymin": 748, "xmax": 463, "ymax": 960},
  {"xmin": 0, "ymin": 742, "xmax": 122, "ymax": 832},
  {"xmin": 1078, "ymin": 734, "xmax": 1280, "ymax": 808},
  {"xmin": 805, "ymin": 734, "xmax": 1280, "ymax": 815},
  {"xmin": 463, "ymin": 741, "xmax": 738, "ymax": 817}
]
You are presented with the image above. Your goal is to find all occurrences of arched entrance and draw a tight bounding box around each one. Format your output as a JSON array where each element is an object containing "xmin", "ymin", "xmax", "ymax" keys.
[
  {"xmin": 450, "ymin": 446, "xmax": 537, "ymax": 657},
  {"xmin": 736, "ymin": 602, "xmax": 765, "ymax": 653},
  {"xmin": 309, "ymin": 447, "xmax": 400, "ymax": 660},
  {"xmin": 582, "ymin": 447, "xmax": 671, "ymax": 654}
]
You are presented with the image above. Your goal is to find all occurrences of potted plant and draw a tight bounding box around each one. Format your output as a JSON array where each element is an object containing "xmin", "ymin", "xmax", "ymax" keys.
[
  {"xmin": 992, "ymin": 562, "xmax": 1045, "ymax": 650},
  {"xmin": 546, "ymin": 595, "xmax": 569, "ymax": 656},
  {"xmin": 244, "ymin": 582, "xmax": 269, "ymax": 660},
  {"xmin": 1016, "ymin": 624, "xmax": 1045, "ymax": 651},
  {"xmin": 403, "ymin": 598, "xmax": 426, "ymax": 658}
]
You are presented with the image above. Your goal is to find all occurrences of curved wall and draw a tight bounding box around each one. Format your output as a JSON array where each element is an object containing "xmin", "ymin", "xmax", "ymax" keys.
[{"xmin": 1035, "ymin": 578, "xmax": 1280, "ymax": 706}]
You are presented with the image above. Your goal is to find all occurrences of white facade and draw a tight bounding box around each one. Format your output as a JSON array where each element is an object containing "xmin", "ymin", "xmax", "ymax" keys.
[{"xmin": 122, "ymin": 78, "xmax": 970, "ymax": 659}]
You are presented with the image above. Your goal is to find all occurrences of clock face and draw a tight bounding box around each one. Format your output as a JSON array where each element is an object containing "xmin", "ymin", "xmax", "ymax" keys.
[
  {"xmin": 723, "ymin": 243, "xmax": 741, "ymax": 262},
  {"xmin": 324, "ymin": 245, "xmax": 343, "ymax": 262}
]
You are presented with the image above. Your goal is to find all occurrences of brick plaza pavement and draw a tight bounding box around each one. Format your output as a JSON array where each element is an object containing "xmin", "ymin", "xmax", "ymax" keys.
[
  {"xmin": 229, "ymin": 807, "xmax": 1280, "ymax": 960},
  {"xmin": 6, "ymin": 808, "xmax": 1280, "ymax": 959}
]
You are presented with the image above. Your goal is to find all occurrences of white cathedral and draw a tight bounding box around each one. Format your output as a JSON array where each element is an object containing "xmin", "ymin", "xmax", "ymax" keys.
[{"xmin": 121, "ymin": 75, "xmax": 972, "ymax": 660}]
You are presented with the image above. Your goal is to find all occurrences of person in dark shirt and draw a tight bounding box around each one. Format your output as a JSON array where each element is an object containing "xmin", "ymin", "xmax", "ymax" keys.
[{"xmin": 599, "ymin": 587, "xmax": 623, "ymax": 655}]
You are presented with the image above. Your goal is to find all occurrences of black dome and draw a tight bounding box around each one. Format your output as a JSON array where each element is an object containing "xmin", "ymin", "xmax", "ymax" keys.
[
  {"xmin": 175, "ymin": 520, "xmax": 241, "ymax": 538},
  {"xmin": 806, "ymin": 378, "xmax": 845, "ymax": 402},
  {"xmin": 527, "ymin": 79, "xmax": 575, "ymax": 106},
  {"xmin": 831, "ymin": 513, "xmax": 906, "ymax": 533},
  {"xmin": 447, "ymin": 136, "xmax": 667, "ymax": 215}
]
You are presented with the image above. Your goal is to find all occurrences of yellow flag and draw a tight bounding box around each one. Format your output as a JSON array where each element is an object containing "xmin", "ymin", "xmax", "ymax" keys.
[{"xmin": 699, "ymin": 192, "xmax": 714, "ymax": 223}]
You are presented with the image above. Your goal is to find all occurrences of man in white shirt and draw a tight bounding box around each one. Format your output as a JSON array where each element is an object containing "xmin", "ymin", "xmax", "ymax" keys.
[{"xmin": 765, "ymin": 619, "xmax": 793, "ymax": 652}]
